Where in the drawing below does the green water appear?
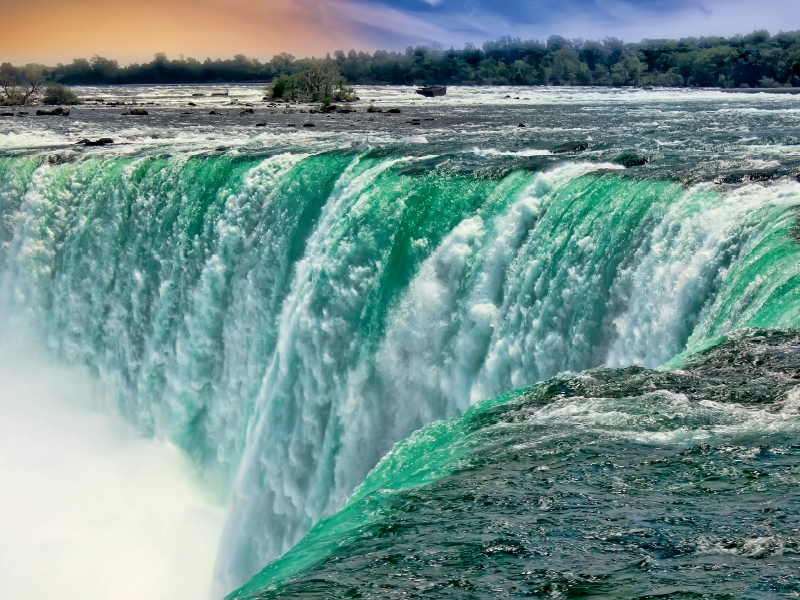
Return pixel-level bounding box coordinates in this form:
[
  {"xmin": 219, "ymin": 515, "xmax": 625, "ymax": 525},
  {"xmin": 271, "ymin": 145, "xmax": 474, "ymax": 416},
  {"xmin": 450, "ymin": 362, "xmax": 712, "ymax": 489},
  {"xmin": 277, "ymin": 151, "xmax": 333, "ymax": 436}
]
[
  {"xmin": 1, "ymin": 151, "xmax": 800, "ymax": 594},
  {"xmin": 231, "ymin": 329, "xmax": 800, "ymax": 599}
]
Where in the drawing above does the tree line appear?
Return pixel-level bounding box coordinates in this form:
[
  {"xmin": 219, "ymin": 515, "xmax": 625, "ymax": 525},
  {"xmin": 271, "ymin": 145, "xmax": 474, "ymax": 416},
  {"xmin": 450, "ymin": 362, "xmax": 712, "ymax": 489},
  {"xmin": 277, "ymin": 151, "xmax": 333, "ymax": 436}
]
[{"xmin": 3, "ymin": 30, "xmax": 800, "ymax": 90}]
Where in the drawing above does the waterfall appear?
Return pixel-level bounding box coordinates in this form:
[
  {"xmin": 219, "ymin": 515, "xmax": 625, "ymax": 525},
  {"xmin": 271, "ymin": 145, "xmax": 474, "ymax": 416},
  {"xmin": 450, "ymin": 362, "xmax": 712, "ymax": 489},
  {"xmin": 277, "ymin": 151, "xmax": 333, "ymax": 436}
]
[{"xmin": 1, "ymin": 152, "xmax": 799, "ymax": 594}]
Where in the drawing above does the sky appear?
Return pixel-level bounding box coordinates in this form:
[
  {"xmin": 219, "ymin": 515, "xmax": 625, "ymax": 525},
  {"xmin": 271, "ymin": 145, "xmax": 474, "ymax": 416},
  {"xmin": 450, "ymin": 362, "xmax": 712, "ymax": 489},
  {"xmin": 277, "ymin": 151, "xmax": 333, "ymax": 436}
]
[{"xmin": 2, "ymin": 0, "xmax": 800, "ymax": 65}]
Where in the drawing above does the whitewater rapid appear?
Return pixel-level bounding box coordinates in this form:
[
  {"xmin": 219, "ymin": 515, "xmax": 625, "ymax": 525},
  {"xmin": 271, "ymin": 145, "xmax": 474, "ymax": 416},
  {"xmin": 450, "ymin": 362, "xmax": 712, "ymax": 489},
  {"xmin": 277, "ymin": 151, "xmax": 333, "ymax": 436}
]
[{"xmin": 2, "ymin": 145, "xmax": 800, "ymax": 594}]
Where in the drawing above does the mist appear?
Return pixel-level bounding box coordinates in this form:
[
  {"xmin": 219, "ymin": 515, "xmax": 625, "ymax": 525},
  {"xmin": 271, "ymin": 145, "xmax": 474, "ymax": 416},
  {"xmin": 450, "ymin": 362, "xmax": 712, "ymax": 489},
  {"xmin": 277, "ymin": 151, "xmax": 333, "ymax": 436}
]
[{"xmin": 0, "ymin": 324, "xmax": 226, "ymax": 600}]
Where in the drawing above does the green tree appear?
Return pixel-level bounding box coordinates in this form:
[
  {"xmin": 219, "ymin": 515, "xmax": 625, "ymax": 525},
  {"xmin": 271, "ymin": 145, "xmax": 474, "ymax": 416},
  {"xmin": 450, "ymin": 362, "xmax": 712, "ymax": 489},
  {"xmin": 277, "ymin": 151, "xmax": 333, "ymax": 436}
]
[
  {"xmin": 42, "ymin": 83, "xmax": 79, "ymax": 105},
  {"xmin": 0, "ymin": 67, "xmax": 43, "ymax": 105},
  {"xmin": 690, "ymin": 46, "xmax": 736, "ymax": 86}
]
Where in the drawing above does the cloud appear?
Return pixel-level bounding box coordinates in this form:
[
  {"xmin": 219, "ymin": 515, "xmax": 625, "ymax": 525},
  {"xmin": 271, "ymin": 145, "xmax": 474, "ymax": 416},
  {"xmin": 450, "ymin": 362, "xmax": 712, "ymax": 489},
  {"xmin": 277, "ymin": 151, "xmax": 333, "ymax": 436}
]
[
  {"xmin": 334, "ymin": 0, "xmax": 800, "ymax": 49},
  {"xmin": 0, "ymin": 0, "xmax": 366, "ymax": 64},
  {"xmin": 1, "ymin": 0, "xmax": 799, "ymax": 64}
]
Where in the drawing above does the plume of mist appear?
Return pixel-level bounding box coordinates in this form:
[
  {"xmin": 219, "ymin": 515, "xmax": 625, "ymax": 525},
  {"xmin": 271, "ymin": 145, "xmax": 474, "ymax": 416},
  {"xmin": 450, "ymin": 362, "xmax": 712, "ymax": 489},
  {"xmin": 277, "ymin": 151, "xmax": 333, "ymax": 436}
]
[{"xmin": 0, "ymin": 322, "xmax": 226, "ymax": 600}]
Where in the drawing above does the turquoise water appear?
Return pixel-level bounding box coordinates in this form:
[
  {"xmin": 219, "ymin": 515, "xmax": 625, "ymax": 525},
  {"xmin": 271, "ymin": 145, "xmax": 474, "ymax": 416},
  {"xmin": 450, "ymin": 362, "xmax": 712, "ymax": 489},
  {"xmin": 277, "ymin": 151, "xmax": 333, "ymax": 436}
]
[
  {"xmin": 231, "ymin": 329, "xmax": 800, "ymax": 599},
  {"xmin": 2, "ymin": 86, "xmax": 800, "ymax": 597}
]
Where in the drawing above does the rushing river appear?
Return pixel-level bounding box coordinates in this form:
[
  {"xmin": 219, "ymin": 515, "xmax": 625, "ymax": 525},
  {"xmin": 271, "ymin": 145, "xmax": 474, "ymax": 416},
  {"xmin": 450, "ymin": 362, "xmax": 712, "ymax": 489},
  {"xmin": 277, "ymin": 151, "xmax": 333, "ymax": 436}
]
[{"xmin": 1, "ymin": 85, "xmax": 800, "ymax": 599}]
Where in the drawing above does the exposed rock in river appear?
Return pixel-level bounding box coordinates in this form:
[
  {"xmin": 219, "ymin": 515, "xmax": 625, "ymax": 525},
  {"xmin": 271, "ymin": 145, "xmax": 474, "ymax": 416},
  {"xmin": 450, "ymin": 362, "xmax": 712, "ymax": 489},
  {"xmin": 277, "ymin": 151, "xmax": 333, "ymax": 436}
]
[
  {"xmin": 36, "ymin": 107, "xmax": 70, "ymax": 116},
  {"xmin": 552, "ymin": 141, "xmax": 590, "ymax": 154},
  {"xmin": 76, "ymin": 138, "xmax": 114, "ymax": 147}
]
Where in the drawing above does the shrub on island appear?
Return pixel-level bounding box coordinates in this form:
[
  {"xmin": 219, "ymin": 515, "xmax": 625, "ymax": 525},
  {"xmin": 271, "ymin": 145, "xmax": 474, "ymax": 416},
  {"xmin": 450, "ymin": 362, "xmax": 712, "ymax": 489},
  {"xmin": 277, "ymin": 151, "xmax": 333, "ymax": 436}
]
[
  {"xmin": 42, "ymin": 84, "xmax": 79, "ymax": 105},
  {"xmin": 266, "ymin": 59, "xmax": 356, "ymax": 105}
]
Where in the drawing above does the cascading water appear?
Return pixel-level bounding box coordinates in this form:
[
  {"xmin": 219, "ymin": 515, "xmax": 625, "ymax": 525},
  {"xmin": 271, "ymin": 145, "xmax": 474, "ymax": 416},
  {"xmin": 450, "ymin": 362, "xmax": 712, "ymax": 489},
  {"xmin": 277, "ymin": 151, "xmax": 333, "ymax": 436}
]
[
  {"xmin": 228, "ymin": 329, "xmax": 800, "ymax": 599},
  {"xmin": 2, "ymin": 145, "xmax": 800, "ymax": 594}
]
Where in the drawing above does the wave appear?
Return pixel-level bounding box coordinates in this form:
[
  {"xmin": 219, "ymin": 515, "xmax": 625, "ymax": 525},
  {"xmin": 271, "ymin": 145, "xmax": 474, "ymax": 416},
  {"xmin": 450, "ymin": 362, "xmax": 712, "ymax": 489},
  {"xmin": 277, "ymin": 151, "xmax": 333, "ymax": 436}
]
[{"xmin": 228, "ymin": 329, "xmax": 800, "ymax": 599}]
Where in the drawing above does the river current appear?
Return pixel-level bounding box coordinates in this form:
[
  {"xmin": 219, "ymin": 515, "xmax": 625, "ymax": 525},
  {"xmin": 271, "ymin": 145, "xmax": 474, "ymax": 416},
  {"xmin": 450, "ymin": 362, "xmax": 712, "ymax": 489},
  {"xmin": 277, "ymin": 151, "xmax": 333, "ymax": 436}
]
[{"xmin": 1, "ymin": 85, "xmax": 799, "ymax": 599}]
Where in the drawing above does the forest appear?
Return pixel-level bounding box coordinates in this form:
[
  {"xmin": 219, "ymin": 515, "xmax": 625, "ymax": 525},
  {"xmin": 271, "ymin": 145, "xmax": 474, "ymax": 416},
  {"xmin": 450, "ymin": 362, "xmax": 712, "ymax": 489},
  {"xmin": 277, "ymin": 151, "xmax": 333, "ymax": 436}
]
[{"xmin": 4, "ymin": 30, "xmax": 800, "ymax": 88}]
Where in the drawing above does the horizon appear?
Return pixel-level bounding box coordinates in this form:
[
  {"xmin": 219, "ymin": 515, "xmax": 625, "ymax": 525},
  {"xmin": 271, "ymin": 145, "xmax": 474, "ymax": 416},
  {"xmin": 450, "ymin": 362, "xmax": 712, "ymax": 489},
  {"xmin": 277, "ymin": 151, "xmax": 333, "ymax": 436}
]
[{"xmin": 3, "ymin": 0, "xmax": 800, "ymax": 65}]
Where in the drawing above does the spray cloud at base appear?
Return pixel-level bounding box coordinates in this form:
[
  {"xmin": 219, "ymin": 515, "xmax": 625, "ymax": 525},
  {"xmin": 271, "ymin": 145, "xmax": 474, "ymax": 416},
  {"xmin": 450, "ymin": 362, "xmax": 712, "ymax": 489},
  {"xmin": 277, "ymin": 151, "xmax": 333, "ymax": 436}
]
[{"xmin": 0, "ymin": 323, "xmax": 226, "ymax": 600}]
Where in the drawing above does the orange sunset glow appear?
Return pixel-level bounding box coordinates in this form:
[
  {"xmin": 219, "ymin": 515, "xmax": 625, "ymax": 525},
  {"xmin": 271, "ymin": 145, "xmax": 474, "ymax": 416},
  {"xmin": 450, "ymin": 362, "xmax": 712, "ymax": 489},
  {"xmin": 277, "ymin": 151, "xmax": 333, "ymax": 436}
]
[{"xmin": 0, "ymin": 0, "xmax": 367, "ymax": 64}]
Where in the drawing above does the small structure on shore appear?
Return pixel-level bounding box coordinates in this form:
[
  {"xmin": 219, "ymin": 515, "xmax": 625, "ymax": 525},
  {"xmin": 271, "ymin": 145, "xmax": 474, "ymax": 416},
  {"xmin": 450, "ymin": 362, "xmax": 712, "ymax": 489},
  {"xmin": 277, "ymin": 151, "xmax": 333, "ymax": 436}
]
[{"xmin": 416, "ymin": 86, "xmax": 446, "ymax": 97}]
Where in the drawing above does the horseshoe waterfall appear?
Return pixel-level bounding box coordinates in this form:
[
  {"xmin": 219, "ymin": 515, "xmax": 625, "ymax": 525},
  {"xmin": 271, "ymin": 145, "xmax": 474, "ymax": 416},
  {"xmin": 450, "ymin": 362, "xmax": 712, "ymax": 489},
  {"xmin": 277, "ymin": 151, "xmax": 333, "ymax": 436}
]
[{"xmin": 2, "ymin": 87, "xmax": 800, "ymax": 599}]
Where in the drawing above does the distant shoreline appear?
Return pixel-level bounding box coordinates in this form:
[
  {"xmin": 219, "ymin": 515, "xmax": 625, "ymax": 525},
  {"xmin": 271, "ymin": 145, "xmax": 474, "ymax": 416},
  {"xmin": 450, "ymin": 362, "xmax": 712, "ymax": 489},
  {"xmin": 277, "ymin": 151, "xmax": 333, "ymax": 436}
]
[
  {"xmin": 58, "ymin": 82, "xmax": 800, "ymax": 92},
  {"xmin": 720, "ymin": 87, "xmax": 800, "ymax": 94},
  {"xmin": 5, "ymin": 30, "xmax": 799, "ymax": 91}
]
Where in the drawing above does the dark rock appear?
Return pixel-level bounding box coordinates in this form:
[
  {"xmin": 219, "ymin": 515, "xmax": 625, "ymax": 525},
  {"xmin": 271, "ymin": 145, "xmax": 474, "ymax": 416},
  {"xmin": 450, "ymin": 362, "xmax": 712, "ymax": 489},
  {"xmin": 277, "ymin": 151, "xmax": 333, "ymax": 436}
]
[
  {"xmin": 16, "ymin": 112, "xmax": 28, "ymax": 116},
  {"xmin": 717, "ymin": 169, "xmax": 780, "ymax": 184},
  {"xmin": 416, "ymin": 86, "xmax": 447, "ymax": 97},
  {"xmin": 387, "ymin": 108, "xmax": 401, "ymax": 113},
  {"xmin": 36, "ymin": 107, "xmax": 70, "ymax": 116},
  {"xmin": 287, "ymin": 123, "xmax": 296, "ymax": 127},
  {"xmin": 76, "ymin": 138, "xmax": 114, "ymax": 147},
  {"xmin": 124, "ymin": 108, "xmax": 148, "ymax": 116},
  {"xmin": 614, "ymin": 152, "xmax": 651, "ymax": 167},
  {"xmin": 208, "ymin": 110, "xmax": 221, "ymax": 115},
  {"xmin": 255, "ymin": 122, "xmax": 267, "ymax": 127},
  {"xmin": 321, "ymin": 104, "xmax": 355, "ymax": 114},
  {"xmin": 303, "ymin": 122, "xmax": 315, "ymax": 127},
  {"xmin": 0, "ymin": 111, "xmax": 13, "ymax": 117},
  {"xmin": 239, "ymin": 108, "xmax": 255, "ymax": 115},
  {"xmin": 518, "ymin": 123, "xmax": 526, "ymax": 127},
  {"xmin": 552, "ymin": 141, "xmax": 590, "ymax": 154},
  {"xmin": 211, "ymin": 91, "xmax": 229, "ymax": 96},
  {"xmin": 188, "ymin": 102, "xmax": 196, "ymax": 106}
]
